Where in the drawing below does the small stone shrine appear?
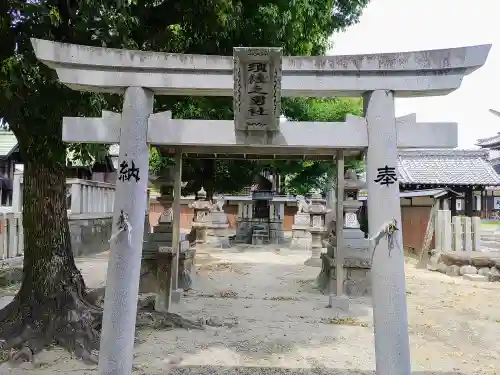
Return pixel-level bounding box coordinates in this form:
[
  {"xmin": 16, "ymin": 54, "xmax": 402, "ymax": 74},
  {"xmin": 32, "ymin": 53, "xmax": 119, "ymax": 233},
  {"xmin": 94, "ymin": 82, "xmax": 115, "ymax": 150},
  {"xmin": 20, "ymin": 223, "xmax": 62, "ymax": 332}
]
[
  {"xmin": 317, "ymin": 169, "xmax": 372, "ymax": 296},
  {"xmin": 250, "ymin": 187, "xmax": 274, "ymax": 245},
  {"xmin": 188, "ymin": 187, "xmax": 212, "ymax": 244},
  {"xmin": 291, "ymin": 195, "xmax": 312, "ymax": 249},
  {"xmin": 304, "ymin": 190, "xmax": 330, "ymax": 267},
  {"xmin": 234, "ymin": 174, "xmax": 285, "ymax": 245}
]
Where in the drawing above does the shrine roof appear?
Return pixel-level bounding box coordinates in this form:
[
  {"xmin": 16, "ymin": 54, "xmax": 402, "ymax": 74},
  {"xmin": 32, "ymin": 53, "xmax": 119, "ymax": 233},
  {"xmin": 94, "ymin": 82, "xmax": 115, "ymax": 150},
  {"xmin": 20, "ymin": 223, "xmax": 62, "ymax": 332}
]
[
  {"xmin": 358, "ymin": 188, "xmax": 460, "ymax": 200},
  {"xmin": 397, "ymin": 149, "xmax": 500, "ymax": 186},
  {"xmin": 476, "ymin": 133, "xmax": 500, "ymax": 149},
  {"xmin": 0, "ymin": 131, "xmax": 18, "ymax": 157}
]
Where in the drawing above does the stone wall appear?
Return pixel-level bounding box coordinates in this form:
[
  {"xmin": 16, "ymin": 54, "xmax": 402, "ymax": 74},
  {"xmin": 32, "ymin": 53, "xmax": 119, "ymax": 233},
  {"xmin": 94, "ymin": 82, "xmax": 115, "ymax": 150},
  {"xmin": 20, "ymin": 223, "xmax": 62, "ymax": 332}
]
[
  {"xmin": 69, "ymin": 215, "xmax": 113, "ymax": 257},
  {"xmin": 148, "ymin": 200, "xmax": 298, "ymax": 232},
  {"xmin": 428, "ymin": 251, "xmax": 500, "ymax": 282}
]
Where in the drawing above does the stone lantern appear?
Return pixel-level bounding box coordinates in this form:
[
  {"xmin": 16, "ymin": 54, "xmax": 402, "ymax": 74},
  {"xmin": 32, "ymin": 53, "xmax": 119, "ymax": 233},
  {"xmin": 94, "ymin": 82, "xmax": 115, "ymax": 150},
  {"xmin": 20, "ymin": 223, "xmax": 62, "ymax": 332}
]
[
  {"xmin": 142, "ymin": 169, "xmax": 176, "ymax": 259},
  {"xmin": 140, "ymin": 168, "xmax": 193, "ymax": 306},
  {"xmin": 343, "ymin": 169, "xmax": 365, "ymax": 239},
  {"xmin": 189, "ymin": 187, "xmax": 212, "ymax": 244},
  {"xmin": 304, "ymin": 189, "xmax": 330, "ymax": 267},
  {"xmin": 340, "ymin": 169, "xmax": 372, "ymax": 296}
]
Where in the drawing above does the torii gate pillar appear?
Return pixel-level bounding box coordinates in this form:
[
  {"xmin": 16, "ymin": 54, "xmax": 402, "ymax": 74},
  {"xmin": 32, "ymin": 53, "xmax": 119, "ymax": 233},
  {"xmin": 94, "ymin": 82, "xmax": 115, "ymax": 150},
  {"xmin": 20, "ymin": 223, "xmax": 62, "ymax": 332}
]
[
  {"xmin": 98, "ymin": 87, "xmax": 153, "ymax": 375},
  {"xmin": 364, "ymin": 90, "xmax": 411, "ymax": 375}
]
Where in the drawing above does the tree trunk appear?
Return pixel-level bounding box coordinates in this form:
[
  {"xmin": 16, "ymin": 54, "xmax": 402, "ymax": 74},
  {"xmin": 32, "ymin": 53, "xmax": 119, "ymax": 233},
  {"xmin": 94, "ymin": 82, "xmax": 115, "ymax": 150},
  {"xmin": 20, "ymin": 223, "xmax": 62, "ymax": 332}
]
[
  {"xmin": 20, "ymin": 157, "xmax": 84, "ymax": 301},
  {"xmin": 0, "ymin": 136, "xmax": 202, "ymax": 365},
  {"xmin": 0, "ymin": 141, "xmax": 101, "ymax": 364}
]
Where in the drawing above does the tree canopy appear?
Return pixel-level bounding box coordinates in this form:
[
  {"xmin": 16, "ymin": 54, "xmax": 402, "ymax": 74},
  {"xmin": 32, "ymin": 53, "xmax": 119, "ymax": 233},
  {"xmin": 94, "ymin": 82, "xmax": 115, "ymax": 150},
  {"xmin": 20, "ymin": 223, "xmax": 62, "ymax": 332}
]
[
  {"xmin": 271, "ymin": 97, "xmax": 365, "ymax": 195},
  {"xmin": 0, "ymin": 0, "xmax": 369, "ymax": 363}
]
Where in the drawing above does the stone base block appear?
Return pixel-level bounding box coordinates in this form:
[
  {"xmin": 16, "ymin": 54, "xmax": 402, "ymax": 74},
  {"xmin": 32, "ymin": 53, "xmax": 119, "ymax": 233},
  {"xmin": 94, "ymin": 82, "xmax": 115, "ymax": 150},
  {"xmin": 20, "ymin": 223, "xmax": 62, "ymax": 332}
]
[
  {"xmin": 252, "ymin": 234, "xmax": 267, "ymax": 245},
  {"xmin": 292, "ymin": 226, "xmax": 310, "ymax": 238},
  {"xmin": 304, "ymin": 256, "xmax": 322, "ymax": 267},
  {"xmin": 328, "ymin": 295, "xmax": 350, "ymax": 311},
  {"xmin": 206, "ymin": 224, "xmax": 230, "ymax": 237},
  {"xmin": 343, "ymin": 228, "xmax": 365, "ymax": 240},
  {"xmin": 290, "ymin": 237, "xmax": 311, "ymax": 250},
  {"xmin": 317, "ymin": 254, "xmax": 371, "ymax": 297},
  {"xmin": 171, "ymin": 288, "xmax": 183, "ymax": 304},
  {"xmin": 206, "ymin": 236, "xmax": 231, "ymax": 249},
  {"xmin": 463, "ymin": 274, "xmax": 488, "ymax": 282},
  {"xmin": 343, "ymin": 268, "xmax": 371, "ymax": 296}
]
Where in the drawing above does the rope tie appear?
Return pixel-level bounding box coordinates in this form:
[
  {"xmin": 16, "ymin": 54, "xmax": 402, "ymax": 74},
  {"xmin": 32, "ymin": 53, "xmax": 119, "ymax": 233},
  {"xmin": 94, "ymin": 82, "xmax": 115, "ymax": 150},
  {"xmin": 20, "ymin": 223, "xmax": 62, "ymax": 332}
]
[
  {"xmin": 370, "ymin": 219, "xmax": 400, "ymax": 263},
  {"xmin": 109, "ymin": 209, "xmax": 132, "ymax": 247}
]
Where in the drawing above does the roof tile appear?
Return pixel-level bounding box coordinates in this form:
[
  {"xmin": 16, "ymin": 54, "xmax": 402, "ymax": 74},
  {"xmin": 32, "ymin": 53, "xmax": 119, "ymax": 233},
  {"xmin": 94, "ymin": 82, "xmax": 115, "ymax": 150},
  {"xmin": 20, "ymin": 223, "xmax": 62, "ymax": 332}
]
[{"xmin": 397, "ymin": 149, "xmax": 500, "ymax": 185}]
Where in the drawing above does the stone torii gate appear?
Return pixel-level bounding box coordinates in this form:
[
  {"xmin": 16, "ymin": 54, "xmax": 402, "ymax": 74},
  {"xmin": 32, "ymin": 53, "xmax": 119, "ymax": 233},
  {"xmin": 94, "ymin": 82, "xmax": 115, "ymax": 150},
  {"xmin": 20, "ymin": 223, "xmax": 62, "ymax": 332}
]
[{"xmin": 31, "ymin": 38, "xmax": 490, "ymax": 375}]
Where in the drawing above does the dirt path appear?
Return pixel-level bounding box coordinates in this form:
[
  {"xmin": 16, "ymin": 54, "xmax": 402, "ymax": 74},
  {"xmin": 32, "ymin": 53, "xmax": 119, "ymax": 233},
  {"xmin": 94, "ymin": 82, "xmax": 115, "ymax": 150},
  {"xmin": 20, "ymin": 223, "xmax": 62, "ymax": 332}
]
[{"xmin": 2, "ymin": 247, "xmax": 500, "ymax": 374}]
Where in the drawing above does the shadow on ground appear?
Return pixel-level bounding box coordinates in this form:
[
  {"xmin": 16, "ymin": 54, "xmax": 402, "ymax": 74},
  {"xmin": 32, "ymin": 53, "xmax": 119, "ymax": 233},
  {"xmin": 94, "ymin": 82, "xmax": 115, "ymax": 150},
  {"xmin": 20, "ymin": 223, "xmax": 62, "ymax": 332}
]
[{"xmin": 165, "ymin": 366, "xmax": 465, "ymax": 374}]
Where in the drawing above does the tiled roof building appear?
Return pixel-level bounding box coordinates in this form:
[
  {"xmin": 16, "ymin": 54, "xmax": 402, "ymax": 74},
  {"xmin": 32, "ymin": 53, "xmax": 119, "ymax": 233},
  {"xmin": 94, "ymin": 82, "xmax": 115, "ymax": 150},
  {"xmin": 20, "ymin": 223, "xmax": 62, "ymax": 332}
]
[{"xmin": 397, "ymin": 149, "xmax": 500, "ymax": 187}]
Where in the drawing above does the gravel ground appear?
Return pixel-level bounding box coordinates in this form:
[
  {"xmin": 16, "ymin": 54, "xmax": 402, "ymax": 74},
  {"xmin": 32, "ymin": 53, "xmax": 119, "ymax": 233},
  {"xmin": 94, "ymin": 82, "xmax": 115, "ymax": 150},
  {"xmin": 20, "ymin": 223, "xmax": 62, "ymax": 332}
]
[{"xmin": 2, "ymin": 246, "xmax": 500, "ymax": 375}]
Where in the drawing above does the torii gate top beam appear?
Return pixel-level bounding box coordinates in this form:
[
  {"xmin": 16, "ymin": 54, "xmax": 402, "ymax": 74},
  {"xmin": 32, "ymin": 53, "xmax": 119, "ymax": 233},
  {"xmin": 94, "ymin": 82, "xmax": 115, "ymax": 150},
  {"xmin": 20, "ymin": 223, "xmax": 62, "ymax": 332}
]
[{"xmin": 30, "ymin": 38, "xmax": 490, "ymax": 97}]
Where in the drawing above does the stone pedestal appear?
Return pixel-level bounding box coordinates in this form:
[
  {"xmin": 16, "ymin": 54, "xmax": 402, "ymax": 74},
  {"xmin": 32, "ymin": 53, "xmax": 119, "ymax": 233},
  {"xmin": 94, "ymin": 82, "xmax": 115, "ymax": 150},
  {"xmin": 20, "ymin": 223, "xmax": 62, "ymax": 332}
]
[
  {"xmin": 235, "ymin": 202, "xmax": 253, "ymax": 243},
  {"xmin": 178, "ymin": 240, "xmax": 196, "ymax": 290},
  {"xmin": 306, "ymin": 229, "xmax": 326, "ymax": 266},
  {"xmin": 269, "ymin": 202, "xmax": 284, "ymax": 244},
  {"xmin": 291, "ymin": 211, "xmax": 311, "ymax": 249},
  {"xmin": 269, "ymin": 220, "xmax": 283, "ymax": 244},
  {"xmin": 235, "ymin": 218, "xmax": 252, "ymax": 243},
  {"xmin": 252, "ymin": 218, "xmax": 270, "ymax": 245},
  {"xmin": 317, "ymin": 234, "xmax": 372, "ymax": 296},
  {"xmin": 143, "ymin": 173, "xmax": 174, "ymax": 257},
  {"xmin": 206, "ymin": 197, "xmax": 230, "ymax": 248}
]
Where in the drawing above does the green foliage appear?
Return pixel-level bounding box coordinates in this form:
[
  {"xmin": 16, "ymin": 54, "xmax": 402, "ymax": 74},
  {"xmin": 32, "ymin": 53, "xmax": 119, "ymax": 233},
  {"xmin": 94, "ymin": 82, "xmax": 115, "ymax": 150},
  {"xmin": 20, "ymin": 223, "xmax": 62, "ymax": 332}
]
[
  {"xmin": 149, "ymin": 147, "xmax": 172, "ymax": 175},
  {"xmin": 269, "ymin": 97, "xmax": 364, "ymax": 195},
  {"xmin": 0, "ymin": 1, "xmax": 129, "ymax": 166},
  {"xmin": 132, "ymin": 1, "xmax": 369, "ymax": 196},
  {"xmin": 0, "ymin": 0, "xmax": 369, "ymax": 240}
]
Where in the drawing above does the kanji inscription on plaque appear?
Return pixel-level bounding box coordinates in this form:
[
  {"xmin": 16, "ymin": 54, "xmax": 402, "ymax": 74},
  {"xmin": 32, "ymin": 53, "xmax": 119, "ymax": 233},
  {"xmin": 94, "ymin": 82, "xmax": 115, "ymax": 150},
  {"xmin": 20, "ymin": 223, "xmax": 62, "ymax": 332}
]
[{"xmin": 233, "ymin": 47, "xmax": 282, "ymax": 132}]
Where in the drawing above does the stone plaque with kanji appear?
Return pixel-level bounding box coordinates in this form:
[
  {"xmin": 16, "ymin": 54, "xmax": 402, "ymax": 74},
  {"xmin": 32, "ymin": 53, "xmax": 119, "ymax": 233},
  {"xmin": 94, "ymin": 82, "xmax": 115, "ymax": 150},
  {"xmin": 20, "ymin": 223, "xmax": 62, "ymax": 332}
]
[{"xmin": 233, "ymin": 47, "xmax": 282, "ymax": 131}]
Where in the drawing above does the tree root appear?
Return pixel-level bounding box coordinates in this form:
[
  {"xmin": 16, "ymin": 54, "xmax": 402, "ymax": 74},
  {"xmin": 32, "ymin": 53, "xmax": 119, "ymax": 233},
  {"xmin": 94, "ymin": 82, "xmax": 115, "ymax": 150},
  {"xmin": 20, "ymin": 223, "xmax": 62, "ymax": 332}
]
[
  {"xmin": 0, "ymin": 287, "xmax": 203, "ymax": 366},
  {"xmin": 136, "ymin": 295, "xmax": 204, "ymax": 331},
  {"xmin": 0, "ymin": 296, "xmax": 101, "ymax": 366}
]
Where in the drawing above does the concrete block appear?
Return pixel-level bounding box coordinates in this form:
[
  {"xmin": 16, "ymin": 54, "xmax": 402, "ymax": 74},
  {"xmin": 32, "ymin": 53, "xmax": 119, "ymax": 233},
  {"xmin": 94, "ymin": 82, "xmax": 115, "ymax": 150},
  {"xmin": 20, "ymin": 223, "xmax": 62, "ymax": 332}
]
[
  {"xmin": 463, "ymin": 216, "xmax": 472, "ymax": 252},
  {"xmin": 171, "ymin": 288, "xmax": 183, "ymax": 304},
  {"xmin": 452, "ymin": 216, "xmax": 463, "ymax": 252},
  {"xmin": 459, "ymin": 265, "xmax": 477, "ymax": 275},
  {"xmin": 471, "ymin": 216, "xmax": 481, "ymax": 251},
  {"xmin": 462, "ymin": 274, "xmax": 488, "ymax": 282},
  {"xmin": 328, "ymin": 295, "xmax": 350, "ymax": 311}
]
